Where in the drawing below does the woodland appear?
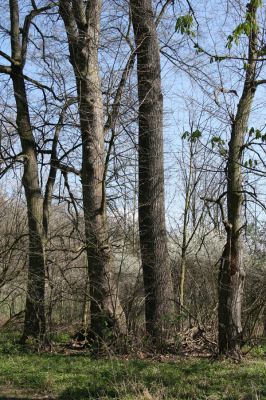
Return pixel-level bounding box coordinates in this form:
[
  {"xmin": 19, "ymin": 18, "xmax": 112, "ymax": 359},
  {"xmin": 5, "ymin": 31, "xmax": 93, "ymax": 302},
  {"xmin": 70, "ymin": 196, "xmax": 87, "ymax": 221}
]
[{"xmin": 0, "ymin": 0, "xmax": 265, "ymax": 399}]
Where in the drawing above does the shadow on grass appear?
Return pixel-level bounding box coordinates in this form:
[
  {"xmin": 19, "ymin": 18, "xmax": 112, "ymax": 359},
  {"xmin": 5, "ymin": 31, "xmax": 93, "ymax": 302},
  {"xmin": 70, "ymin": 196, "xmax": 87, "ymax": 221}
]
[
  {"xmin": 57, "ymin": 360, "xmax": 148, "ymax": 399},
  {"xmin": 58, "ymin": 387, "xmax": 117, "ymax": 399}
]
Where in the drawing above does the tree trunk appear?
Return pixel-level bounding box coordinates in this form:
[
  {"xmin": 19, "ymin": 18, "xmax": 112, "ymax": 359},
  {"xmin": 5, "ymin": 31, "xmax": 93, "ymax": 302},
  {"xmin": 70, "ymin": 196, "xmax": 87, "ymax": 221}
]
[
  {"xmin": 218, "ymin": 1, "xmax": 258, "ymax": 355},
  {"xmin": 130, "ymin": 0, "xmax": 175, "ymax": 343},
  {"xmin": 59, "ymin": 0, "xmax": 127, "ymax": 340},
  {"xmin": 179, "ymin": 144, "xmax": 194, "ymax": 327},
  {"xmin": 11, "ymin": 66, "xmax": 46, "ymax": 342},
  {"xmin": 7, "ymin": 0, "xmax": 46, "ymax": 342}
]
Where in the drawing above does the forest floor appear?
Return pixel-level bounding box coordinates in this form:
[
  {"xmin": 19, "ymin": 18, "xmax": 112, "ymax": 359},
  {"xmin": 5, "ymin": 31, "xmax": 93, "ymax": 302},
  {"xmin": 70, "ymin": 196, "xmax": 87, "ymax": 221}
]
[{"xmin": 0, "ymin": 333, "xmax": 265, "ymax": 400}]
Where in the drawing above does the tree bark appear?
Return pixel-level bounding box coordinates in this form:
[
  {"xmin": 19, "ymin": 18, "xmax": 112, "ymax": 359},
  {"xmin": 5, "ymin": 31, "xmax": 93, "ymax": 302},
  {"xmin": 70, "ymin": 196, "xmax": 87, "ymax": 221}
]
[
  {"xmin": 7, "ymin": 0, "xmax": 46, "ymax": 342},
  {"xmin": 130, "ymin": 0, "xmax": 175, "ymax": 343},
  {"xmin": 218, "ymin": 1, "xmax": 258, "ymax": 356},
  {"xmin": 14, "ymin": 67, "xmax": 46, "ymax": 341},
  {"xmin": 59, "ymin": 0, "xmax": 127, "ymax": 339}
]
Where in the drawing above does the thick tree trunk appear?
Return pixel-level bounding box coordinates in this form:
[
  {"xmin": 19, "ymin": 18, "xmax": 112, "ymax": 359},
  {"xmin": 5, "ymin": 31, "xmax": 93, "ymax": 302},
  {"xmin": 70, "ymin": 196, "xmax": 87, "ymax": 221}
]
[
  {"xmin": 59, "ymin": 0, "xmax": 127, "ymax": 339},
  {"xmin": 218, "ymin": 1, "xmax": 258, "ymax": 355},
  {"xmin": 11, "ymin": 66, "xmax": 46, "ymax": 342},
  {"xmin": 130, "ymin": 0, "xmax": 175, "ymax": 342},
  {"xmin": 218, "ymin": 196, "xmax": 245, "ymax": 355}
]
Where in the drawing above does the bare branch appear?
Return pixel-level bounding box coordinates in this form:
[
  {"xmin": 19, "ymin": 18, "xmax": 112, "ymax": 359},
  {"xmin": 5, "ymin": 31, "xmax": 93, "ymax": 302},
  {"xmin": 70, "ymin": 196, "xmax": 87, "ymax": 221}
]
[
  {"xmin": 21, "ymin": 3, "xmax": 58, "ymax": 66},
  {"xmin": 23, "ymin": 74, "xmax": 64, "ymax": 101},
  {"xmin": 155, "ymin": 0, "xmax": 172, "ymax": 27},
  {"xmin": 43, "ymin": 98, "xmax": 76, "ymax": 236},
  {"xmin": 255, "ymin": 79, "xmax": 266, "ymax": 86},
  {"xmin": 0, "ymin": 50, "xmax": 14, "ymax": 64},
  {"xmin": 0, "ymin": 65, "xmax": 11, "ymax": 74},
  {"xmin": 9, "ymin": 0, "xmax": 21, "ymax": 62},
  {"xmin": 104, "ymin": 52, "xmax": 135, "ymax": 134}
]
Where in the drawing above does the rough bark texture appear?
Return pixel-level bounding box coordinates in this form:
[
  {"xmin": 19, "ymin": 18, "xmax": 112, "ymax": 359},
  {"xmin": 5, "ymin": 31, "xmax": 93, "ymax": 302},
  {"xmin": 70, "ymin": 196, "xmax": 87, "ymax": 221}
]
[
  {"xmin": 14, "ymin": 70, "xmax": 46, "ymax": 341},
  {"xmin": 130, "ymin": 0, "xmax": 175, "ymax": 342},
  {"xmin": 218, "ymin": 2, "xmax": 258, "ymax": 356},
  {"xmin": 8, "ymin": 0, "xmax": 46, "ymax": 341},
  {"xmin": 59, "ymin": 0, "xmax": 127, "ymax": 339}
]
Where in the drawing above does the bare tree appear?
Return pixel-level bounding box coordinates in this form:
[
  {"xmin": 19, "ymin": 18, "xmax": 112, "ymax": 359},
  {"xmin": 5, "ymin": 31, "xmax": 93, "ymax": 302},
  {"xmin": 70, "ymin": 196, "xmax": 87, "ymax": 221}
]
[
  {"xmin": 0, "ymin": 0, "xmax": 76, "ymax": 342},
  {"xmin": 130, "ymin": 0, "xmax": 175, "ymax": 343},
  {"xmin": 0, "ymin": 0, "xmax": 58, "ymax": 342},
  {"xmin": 59, "ymin": 0, "xmax": 127, "ymax": 340},
  {"xmin": 218, "ymin": 0, "xmax": 265, "ymax": 356}
]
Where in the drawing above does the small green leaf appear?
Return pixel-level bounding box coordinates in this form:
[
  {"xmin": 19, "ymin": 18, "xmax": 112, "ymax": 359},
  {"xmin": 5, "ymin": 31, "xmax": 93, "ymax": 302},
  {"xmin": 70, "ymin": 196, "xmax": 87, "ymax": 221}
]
[
  {"xmin": 194, "ymin": 43, "xmax": 203, "ymax": 54},
  {"xmin": 181, "ymin": 131, "xmax": 190, "ymax": 140},
  {"xmin": 181, "ymin": 130, "xmax": 202, "ymax": 142},
  {"xmin": 191, "ymin": 129, "xmax": 202, "ymax": 142},
  {"xmin": 175, "ymin": 14, "xmax": 194, "ymax": 36},
  {"xmin": 249, "ymin": 127, "xmax": 255, "ymax": 136}
]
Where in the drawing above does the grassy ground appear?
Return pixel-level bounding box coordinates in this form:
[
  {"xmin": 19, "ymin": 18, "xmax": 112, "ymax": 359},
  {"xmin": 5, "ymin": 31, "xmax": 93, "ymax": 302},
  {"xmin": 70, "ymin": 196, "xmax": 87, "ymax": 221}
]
[{"xmin": 0, "ymin": 334, "xmax": 265, "ymax": 399}]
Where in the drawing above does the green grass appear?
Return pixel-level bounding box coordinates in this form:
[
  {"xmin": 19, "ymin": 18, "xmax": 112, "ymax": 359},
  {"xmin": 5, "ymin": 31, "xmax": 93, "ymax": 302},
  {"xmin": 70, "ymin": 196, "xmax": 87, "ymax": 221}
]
[
  {"xmin": 0, "ymin": 334, "xmax": 265, "ymax": 399},
  {"xmin": 0, "ymin": 353, "xmax": 265, "ymax": 399}
]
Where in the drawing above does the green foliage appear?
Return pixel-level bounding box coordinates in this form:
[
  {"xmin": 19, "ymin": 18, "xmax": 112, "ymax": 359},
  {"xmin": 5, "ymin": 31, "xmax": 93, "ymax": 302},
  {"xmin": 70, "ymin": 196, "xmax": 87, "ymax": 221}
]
[
  {"xmin": 248, "ymin": 127, "xmax": 266, "ymax": 141},
  {"xmin": 244, "ymin": 158, "xmax": 258, "ymax": 168},
  {"xmin": 0, "ymin": 331, "xmax": 26, "ymax": 355},
  {"xmin": 211, "ymin": 136, "xmax": 225, "ymax": 146},
  {"xmin": 250, "ymin": 344, "xmax": 266, "ymax": 357},
  {"xmin": 175, "ymin": 14, "xmax": 194, "ymax": 36},
  {"xmin": 51, "ymin": 331, "xmax": 71, "ymax": 344},
  {"xmin": 209, "ymin": 55, "xmax": 227, "ymax": 63},
  {"xmin": 210, "ymin": 136, "xmax": 228, "ymax": 157},
  {"xmin": 243, "ymin": 127, "xmax": 266, "ymax": 168},
  {"xmin": 226, "ymin": 0, "xmax": 262, "ymax": 50},
  {"xmin": 226, "ymin": 23, "xmax": 252, "ymax": 49},
  {"xmin": 182, "ymin": 129, "xmax": 202, "ymax": 142}
]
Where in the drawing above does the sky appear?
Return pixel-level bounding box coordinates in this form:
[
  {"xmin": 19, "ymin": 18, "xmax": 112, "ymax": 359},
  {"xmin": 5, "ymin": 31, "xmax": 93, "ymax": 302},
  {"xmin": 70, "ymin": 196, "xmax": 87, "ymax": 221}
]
[{"xmin": 0, "ymin": 0, "xmax": 265, "ymax": 232}]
